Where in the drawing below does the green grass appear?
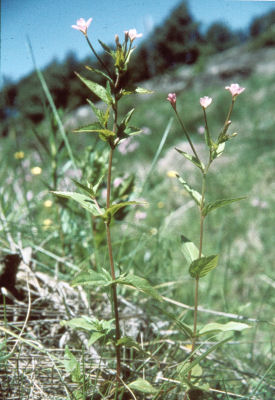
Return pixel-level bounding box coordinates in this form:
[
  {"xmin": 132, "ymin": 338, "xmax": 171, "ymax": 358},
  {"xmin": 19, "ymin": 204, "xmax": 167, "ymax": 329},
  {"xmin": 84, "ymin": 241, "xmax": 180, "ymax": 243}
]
[{"xmin": 1, "ymin": 67, "xmax": 274, "ymax": 399}]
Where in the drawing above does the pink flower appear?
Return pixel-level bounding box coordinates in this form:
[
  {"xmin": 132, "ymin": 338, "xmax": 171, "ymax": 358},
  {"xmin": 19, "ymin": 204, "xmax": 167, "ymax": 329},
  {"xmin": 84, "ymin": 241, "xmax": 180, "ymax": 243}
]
[
  {"xmin": 72, "ymin": 18, "xmax": 92, "ymax": 35},
  {"xmin": 225, "ymin": 83, "xmax": 245, "ymax": 98},
  {"xmin": 118, "ymin": 138, "xmax": 139, "ymax": 155},
  {"xmin": 124, "ymin": 29, "xmax": 143, "ymax": 42},
  {"xmin": 167, "ymin": 93, "xmax": 177, "ymax": 108},
  {"xmin": 135, "ymin": 211, "xmax": 147, "ymax": 222},
  {"xmin": 114, "ymin": 177, "xmax": 123, "ymax": 188},
  {"xmin": 200, "ymin": 96, "xmax": 212, "ymax": 109}
]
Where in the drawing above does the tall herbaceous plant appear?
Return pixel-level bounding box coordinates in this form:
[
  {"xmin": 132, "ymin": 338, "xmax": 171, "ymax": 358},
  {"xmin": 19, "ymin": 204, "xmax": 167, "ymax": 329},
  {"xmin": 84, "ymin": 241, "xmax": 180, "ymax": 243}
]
[{"xmin": 52, "ymin": 17, "xmax": 250, "ymax": 399}]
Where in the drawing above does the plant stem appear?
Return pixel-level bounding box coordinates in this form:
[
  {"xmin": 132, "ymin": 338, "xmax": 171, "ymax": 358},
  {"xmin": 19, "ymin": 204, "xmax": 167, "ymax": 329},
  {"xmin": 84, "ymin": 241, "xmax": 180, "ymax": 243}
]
[
  {"xmin": 175, "ymin": 109, "xmax": 200, "ymax": 161},
  {"xmin": 105, "ymin": 73, "xmax": 122, "ymax": 381},
  {"xmin": 187, "ymin": 173, "xmax": 206, "ymax": 386},
  {"xmin": 106, "ymin": 148, "xmax": 121, "ymax": 381}
]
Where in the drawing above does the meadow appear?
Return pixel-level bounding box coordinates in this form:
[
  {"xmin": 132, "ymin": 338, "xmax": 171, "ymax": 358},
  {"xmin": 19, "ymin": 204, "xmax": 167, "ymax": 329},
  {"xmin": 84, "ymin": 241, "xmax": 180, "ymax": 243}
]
[{"xmin": 0, "ymin": 34, "xmax": 274, "ymax": 399}]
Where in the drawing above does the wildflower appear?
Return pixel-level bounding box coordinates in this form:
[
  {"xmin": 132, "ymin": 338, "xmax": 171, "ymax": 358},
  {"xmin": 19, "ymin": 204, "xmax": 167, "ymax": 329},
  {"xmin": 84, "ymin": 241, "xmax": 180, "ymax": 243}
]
[
  {"xmin": 14, "ymin": 151, "xmax": 24, "ymax": 160},
  {"xmin": 118, "ymin": 138, "xmax": 139, "ymax": 155},
  {"xmin": 31, "ymin": 166, "xmax": 42, "ymax": 175},
  {"xmin": 135, "ymin": 211, "xmax": 147, "ymax": 221},
  {"xmin": 114, "ymin": 177, "xmax": 123, "ymax": 188},
  {"xmin": 150, "ymin": 227, "xmax": 158, "ymax": 236},
  {"xmin": 42, "ymin": 219, "xmax": 53, "ymax": 230},
  {"xmin": 72, "ymin": 18, "xmax": 92, "ymax": 35},
  {"xmin": 44, "ymin": 200, "xmax": 53, "ymax": 208},
  {"xmin": 200, "ymin": 96, "xmax": 212, "ymax": 109},
  {"xmin": 225, "ymin": 83, "xmax": 245, "ymax": 98},
  {"xmin": 124, "ymin": 29, "xmax": 143, "ymax": 42},
  {"xmin": 197, "ymin": 126, "xmax": 205, "ymax": 135},
  {"xmin": 166, "ymin": 170, "xmax": 178, "ymax": 178},
  {"xmin": 167, "ymin": 93, "xmax": 177, "ymax": 108}
]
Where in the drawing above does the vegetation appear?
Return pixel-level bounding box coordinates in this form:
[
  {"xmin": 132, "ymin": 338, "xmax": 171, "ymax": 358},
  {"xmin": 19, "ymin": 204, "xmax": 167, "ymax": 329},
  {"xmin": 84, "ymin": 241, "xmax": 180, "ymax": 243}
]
[{"xmin": 0, "ymin": 2, "xmax": 275, "ymax": 400}]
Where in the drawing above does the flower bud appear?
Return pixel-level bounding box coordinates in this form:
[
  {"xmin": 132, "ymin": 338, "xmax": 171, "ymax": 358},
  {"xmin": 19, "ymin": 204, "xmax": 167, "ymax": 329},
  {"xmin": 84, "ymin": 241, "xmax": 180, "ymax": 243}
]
[{"xmin": 200, "ymin": 96, "xmax": 212, "ymax": 109}]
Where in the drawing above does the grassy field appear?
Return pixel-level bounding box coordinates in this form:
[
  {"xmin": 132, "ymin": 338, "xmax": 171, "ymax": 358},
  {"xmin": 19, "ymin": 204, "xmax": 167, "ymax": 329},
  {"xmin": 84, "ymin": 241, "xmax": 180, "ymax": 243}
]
[{"xmin": 0, "ymin": 54, "xmax": 274, "ymax": 399}]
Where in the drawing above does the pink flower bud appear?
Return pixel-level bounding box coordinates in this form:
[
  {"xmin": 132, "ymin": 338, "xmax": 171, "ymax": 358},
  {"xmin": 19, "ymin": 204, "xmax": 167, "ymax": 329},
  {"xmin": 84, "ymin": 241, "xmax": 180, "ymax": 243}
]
[
  {"xmin": 72, "ymin": 18, "xmax": 92, "ymax": 35},
  {"xmin": 124, "ymin": 29, "xmax": 143, "ymax": 42},
  {"xmin": 225, "ymin": 83, "xmax": 245, "ymax": 98},
  {"xmin": 167, "ymin": 93, "xmax": 177, "ymax": 108},
  {"xmin": 200, "ymin": 96, "xmax": 212, "ymax": 109}
]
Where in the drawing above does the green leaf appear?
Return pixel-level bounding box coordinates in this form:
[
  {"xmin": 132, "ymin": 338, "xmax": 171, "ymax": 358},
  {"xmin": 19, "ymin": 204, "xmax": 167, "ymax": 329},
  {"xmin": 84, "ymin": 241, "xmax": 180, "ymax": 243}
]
[
  {"xmin": 177, "ymin": 336, "xmax": 231, "ymax": 379},
  {"xmin": 85, "ymin": 65, "xmax": 113, "ymax": 83},
  {"xmin": 51, "ymin": 191, "xmax": 103, "ymax": 216},
  {"xmin": 116, "ymin": 274, "xmax": 162, "ymax": 301},
  {"xmin": 86, "ymin": 99, "xmax": 105, "ymax": 126},
  {"xmin": 156, "ymin": 307, "xmax": 192, "ymax": 338},
  {"xmin": 198, "ymin": 321, "xmax": 250, "ymax": 337},
  {"xmin": 211, "ymin": 142, "xmax": 225, "ymax": 160},
  {"xmin": 189, "ymin": 255, "xmax": 218, "ymax": 279},
  {"xmin": 73, "ymin": 121, "xmax": 103, "ymax": 133},
  {"xmin": 63, "ymin": 346, "xmax": 81, "ymax": 383},
  {"xmin": 74, "ymin": 123, "xmax": 115, "ymax": 142},
  {"xmin": 177, "ymin": 175, "xmax": 202, "ymax": 205},
  {"xmin": 103, "ymin": 201, "xmax": 146, "ymax": 222},
  {"xmin": 75, "ymin": 72, "xmax": 111, "ymax": 104},
  {"xmin": 88, "ymin": 332, "xmax": 105, "ymax": 345},
  {"xmin": 202, "ymin": 197, "xmax": 246, "ymax": 217},
  {"xmin": 181, "ymin": 235, "xmax": 201, "ymax": 264},
  {"xmin": 124, "ymin": 126, "xmax": 143, "ymax": 136},
  {"xmin": 175, "ymin": 148, "xmax": 204, "ymax": 171},
  {"xmin": 98, "ymin": 39, "xmax": 113, "ymax": 54},
  {"xmin": 129, "ymin": 378, "xmax": 157, "ymax": 394},
  {"xmin": 71, "ymin": 179, "xmax": 95, "ymax": 197},
  {"xmin": 72, "ymin": 270, "xmax": 112, "ymax": 288},
  {"xmin": 135, "ymin": 87, "xmax": 154, "ymax": 94}
]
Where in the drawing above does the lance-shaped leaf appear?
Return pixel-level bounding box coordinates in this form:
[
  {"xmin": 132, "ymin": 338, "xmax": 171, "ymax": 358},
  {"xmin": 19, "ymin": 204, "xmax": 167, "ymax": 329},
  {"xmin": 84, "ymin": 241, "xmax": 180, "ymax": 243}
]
[
  {"xmin": 202, "ymin": 197, "xmax": 246, "ymax": 217},
  {"xmin": 71, "ymin": 179, "xmax": 95, "ymax": 197},
  {"xmin": 198, "ymin": 321, "xmax": 250, "ymax": 337},
  {"xmin": 177, "ymin": 336, "xmax": 231, "ymax": 378},
  {"xmin": 189, "ymin": 255, "xmax": 218, "ymax": 279},
  {"xmin": 98, "ymin": 39, "xmax": 114, "ymax": 55},
  {"xmin": 117, "ymin": 108, "xmax": 135, "ymax": 138},
  {"xmin": 115, "ymin": 274, "xmax": 162, "ymax": 301},
  {"xmin": 157, "ymin": 307, "xmax": 193, "ymax": 338},
  {"xmin": 51, "ymin": 191, "xmax": 103, "ymax": 216},
  {"xmin": 74, "ymin": 123, "xmax": 115, "ymax": 142},
  {"xmin": 117, "ymin": 336, "xmax": 150, "ymax": 356},
  {"xmin": 177, "ymin": 175, "xmax": 202, "ymax": 205},
  {"xmin": 129, "ymin": 378, "xmax": 157, "ymax": 395},
  {"xmin": 86, "ymin": 99, "xmax": 105, "ymax": 126},
  {"xmin": 103, "ymin": 201, "xmax": 147, "ymax": 222},
  {"xmin": 135, "ymin": 87, "xmax": 154, "ymax": 94},
  {"xmin": 181, "ymin": 235, "xmax": 201, "ymax": 264},
  {"xmin": 85, "ymin": 65, "xmax": 113, "ymax": 83},
  {"xmin": 72, "ymin": 269, "xmax": 112, "ymax": 288},
  {"xmin": 175, "ymin": 148, "xmax": 204, "ymax": 171},
  {"xmin": 75, "ymin": 72, "xmax": 111, "ymax": 104},
  {"xmin": 211, "ymin": 142, "xmax": 225, "ymax": 160}
]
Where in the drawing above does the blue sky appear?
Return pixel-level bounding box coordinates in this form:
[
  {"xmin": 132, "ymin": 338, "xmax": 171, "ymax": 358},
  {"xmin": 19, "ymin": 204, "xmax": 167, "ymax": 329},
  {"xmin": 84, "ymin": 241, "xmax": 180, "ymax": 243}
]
[{"xmin": 1, "ymin": 0, "xmax": 275, "ymax": 83}]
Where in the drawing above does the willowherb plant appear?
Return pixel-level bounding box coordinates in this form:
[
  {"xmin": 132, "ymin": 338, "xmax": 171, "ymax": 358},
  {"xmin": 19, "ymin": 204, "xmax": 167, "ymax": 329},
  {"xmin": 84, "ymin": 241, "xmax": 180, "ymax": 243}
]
[
  {"xmin": 167, "ymin": 84, "xmax": 250, "ymax": 396},
  {"xmin": 53, "ymin": 17, "xmax": 160, "ymax": 390},
  {"xmin": 51, "ymin": 16, "xmax": 251, "ymax": 400}
]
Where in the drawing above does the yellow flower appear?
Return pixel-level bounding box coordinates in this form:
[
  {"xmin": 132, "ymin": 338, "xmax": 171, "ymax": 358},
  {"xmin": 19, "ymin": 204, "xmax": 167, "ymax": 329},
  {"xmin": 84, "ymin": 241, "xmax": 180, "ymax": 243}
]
[
  {"xmin": 14, "ymin": 151, "xmax": 25, "ymax": 160},
  {"xmin": 44, "ymin": 200, "xmax": 53, "ymax": 208},
  {"xmin": 42, "ymin": 219, "xmax": 53, "ymax": 230},
  {"xmin": 166, "ymin": 170, "xmax": 178, "ymax": 178},
  {"xmin": 150, "ymin": 227, "xmax": 158, "ymax": 236},
  {"xmin": 31, "ymin": 166, "xmax": 42, "ymax": 175},
  {"xmin": 157, "ymin": 201, "xmax": 164, "ymax": 209}
]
